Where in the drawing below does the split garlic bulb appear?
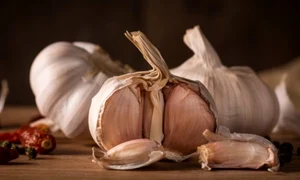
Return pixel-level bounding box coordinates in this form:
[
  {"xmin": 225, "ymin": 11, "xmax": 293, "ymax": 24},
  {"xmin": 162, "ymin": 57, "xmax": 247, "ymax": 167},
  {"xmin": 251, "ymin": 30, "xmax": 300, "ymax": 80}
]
[
  {"xmin": 30, "ymin": 41, "xmax": 131, "ymax": 138},
  {"xmin": 171, "ymin": 26, "xmax": 279, "ymax": 136},
  {"xmin": 273, "ymin": 61, "xmax": 300, "ymax": 135},
  {"xmin": 198, "ymin": 126, "xmax": 279, "ymax": 172},
  {"xmin": 89, "ymin": 31, "xmax": 217, "ymax": 169}
]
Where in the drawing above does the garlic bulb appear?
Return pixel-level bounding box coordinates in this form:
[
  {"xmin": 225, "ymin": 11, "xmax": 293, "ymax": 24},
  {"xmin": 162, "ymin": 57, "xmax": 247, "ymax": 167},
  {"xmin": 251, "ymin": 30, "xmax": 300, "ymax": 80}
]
[
  {"xmin": 198, "ymin": 126, "xmax": 279, "ymax": 172},
  {"xmin": 171, "ymin": 26, "xmax": 279, "ymax": 136},
  {"xmin": 273, "ymin": 61, "xmax": 300, "ymax": 135},
  {"xmin": 0, "ymin": 80, "xmax": 8, "ymax": 114},
  {"xmin": 89, "ymin": 31, "xmax": 217, "ymax": 168},
  {"xmin": 30, "ymin": 41, "xmax": 131, "ymax": 138}
]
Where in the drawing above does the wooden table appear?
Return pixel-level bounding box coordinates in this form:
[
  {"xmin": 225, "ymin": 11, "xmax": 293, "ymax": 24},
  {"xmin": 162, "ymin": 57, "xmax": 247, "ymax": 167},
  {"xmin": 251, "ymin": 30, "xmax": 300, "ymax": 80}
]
[{"xmin": 0, "ymin": 106, "xmax": 300, "ymax": 180}]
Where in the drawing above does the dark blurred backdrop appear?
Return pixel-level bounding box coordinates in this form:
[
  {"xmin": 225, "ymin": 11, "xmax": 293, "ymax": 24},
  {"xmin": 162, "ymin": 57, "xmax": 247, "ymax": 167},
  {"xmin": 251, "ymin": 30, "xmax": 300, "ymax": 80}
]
[{"xmin": 1, "ymin": 0, "xmax": 300, "ymax": 105}]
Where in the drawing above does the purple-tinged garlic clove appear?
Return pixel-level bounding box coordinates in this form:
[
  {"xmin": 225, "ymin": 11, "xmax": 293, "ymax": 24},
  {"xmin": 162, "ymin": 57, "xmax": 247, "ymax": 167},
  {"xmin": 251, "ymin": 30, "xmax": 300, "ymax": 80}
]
[
  {"xmin": 197, "ymin": 127, "xmax": 279, "ymax": 172},
  {"xmin": 163, "ymin": 83, "xmax": 216, "ymax": 159},
  {"xmin": 92, "ymin": 139, "xmax": 164, "ymax": 170}
]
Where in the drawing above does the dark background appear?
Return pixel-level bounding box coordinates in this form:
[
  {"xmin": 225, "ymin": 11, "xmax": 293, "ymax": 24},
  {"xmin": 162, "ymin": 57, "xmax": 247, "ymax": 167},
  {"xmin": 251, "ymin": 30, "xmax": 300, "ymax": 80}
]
[{"xmin": 1, "ymin": 0, "xmax": 300, "ymax": 105}]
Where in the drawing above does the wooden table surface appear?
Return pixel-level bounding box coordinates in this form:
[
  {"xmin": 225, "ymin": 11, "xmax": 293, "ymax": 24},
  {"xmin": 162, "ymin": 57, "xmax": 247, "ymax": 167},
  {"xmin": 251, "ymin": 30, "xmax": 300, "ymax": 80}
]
[{"xmin": 0, "ymin": 106, "xmax": 300, "ymax": 180}]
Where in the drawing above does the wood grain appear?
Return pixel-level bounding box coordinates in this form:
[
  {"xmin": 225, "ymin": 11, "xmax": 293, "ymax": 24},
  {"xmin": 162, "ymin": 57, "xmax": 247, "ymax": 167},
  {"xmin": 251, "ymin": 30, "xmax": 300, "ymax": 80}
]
[{"xmin": 0, "ymin": 107, "xmax": 300, "ymax": 180}]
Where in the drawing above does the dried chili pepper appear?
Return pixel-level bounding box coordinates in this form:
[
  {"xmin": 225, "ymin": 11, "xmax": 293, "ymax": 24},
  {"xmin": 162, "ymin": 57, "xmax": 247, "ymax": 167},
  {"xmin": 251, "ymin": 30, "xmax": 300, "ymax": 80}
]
[
  {"xmin": 19, "ymin": 127, "xmax": 56, "ymax": 154},
  {"xmin": 0, "ymin": 147, "xmax": 19, "ymax": 164},
  {"xmin": 0, "ymin": 132, "xmax": 20, "ymax": 144}
]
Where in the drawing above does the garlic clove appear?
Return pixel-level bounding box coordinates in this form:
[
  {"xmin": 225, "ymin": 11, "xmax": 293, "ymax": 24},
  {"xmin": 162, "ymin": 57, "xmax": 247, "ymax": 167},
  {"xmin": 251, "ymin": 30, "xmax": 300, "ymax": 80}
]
[
  {"xmin": 97, "ymin": 85, "xmax": 143, "ymax": 150},
  {"xmin": 197, "ymin": 127, "xmax": 279, "ymax": 172},
  {"xmin": 92, "ymin": 139, "xmax": 164, "ymax": 170},
  {"xmin": 163, "ymin": 83, "xmax": 216, "ymax": 156}
]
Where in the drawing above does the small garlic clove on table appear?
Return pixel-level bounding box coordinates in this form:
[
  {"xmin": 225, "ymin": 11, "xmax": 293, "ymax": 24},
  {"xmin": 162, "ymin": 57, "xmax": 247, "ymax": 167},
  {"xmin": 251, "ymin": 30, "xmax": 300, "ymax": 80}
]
[
  {"xmin": 92, "ymin": 139, "xmax": 165, "ymax": 170},
  {"xmin": 197, "ymin": 126, "xmax": 279, "ymax": 172}
]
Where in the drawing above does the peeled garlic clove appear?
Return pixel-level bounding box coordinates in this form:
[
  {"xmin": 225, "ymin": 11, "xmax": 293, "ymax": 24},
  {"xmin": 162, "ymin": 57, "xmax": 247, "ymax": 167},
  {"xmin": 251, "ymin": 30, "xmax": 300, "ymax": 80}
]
[
  {"xmin": 30, "ymin": 42, "xmax": 131, "ymax": 138},
  {"xmin": 198, "ymin": 127, "xmax": 279, "ymax": 172},
  {"xmin": 171, "ymin": 26, "xmax": 279, "ymax": 136},
  {"xmin": 163, "ymin": 83, "xmax": 215, "ymax": 156},
  {"xmin": 92, "ymin": 139, "xmax": 164, "ymax": 170},
  {"xmin": 89, "ymin": 31, "xmax": 217, "ymax": 165}
]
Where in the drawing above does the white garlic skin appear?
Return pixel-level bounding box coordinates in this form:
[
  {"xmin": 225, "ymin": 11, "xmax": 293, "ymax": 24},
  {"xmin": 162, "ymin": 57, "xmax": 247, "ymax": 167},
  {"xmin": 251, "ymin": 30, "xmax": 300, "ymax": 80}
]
[
  {"xmin": 30, "ymin": 42, "xmax": 111, "ymax": 138},
  {"xmin": 171, "ymin": 26, "xmax": 279, "ymax": 136}
]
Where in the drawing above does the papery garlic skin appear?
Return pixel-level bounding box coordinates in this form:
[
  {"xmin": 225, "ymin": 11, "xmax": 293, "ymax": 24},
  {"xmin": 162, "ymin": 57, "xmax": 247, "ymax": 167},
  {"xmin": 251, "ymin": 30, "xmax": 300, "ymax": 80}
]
[
  {"xmin": 171, "ymin": 26, "xmax": 279, "ymax": 136},
  {"xmin": 198, "ymin": 126, "xmax": 279, "ymax": 172},
  {"xmin": 30, "ymin": 42, "xmax": 131, "ymax": 138},
  {"xmin": 89, "ymin": 31, "xmax": 217, "ymax": 165},
  {"xmin": 92, "ymin": 139, "xmax": 165, "ymax": 170}
]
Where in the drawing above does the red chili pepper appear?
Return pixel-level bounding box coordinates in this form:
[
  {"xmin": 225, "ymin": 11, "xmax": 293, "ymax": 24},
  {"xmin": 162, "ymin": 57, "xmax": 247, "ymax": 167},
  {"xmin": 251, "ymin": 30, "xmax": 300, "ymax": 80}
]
[
  {"xmin": 19, "ymin": 127, "xmax": 56, "ymax": 154},
  {"xmin": 0, "ymin": 132, "xmax": 20, "ymax": 144},
  {"xmin": 0, "ymin": 147, "xmax": 19, "ymax": 164}
]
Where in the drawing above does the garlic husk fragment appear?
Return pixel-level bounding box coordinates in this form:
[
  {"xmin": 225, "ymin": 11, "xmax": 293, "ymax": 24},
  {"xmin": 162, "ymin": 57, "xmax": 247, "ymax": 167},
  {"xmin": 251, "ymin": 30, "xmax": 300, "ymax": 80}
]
[
  {"xmin": 171, "ymin": 26, "xmax": 279, "ymax": 136},
  {"xmin": 89, "ymin": 31, "xmax": 217, "ymax": 164},
  {"xmin": 92, "ymin": 139, "xmax": 164, "ymax": 170},
  {"xmin": 30, "ymin": 42, "xmax": 131, "ymax": 138},
  {"xmin": 198, "ymin": 126, "xmax": 279, "ymax": 172}
]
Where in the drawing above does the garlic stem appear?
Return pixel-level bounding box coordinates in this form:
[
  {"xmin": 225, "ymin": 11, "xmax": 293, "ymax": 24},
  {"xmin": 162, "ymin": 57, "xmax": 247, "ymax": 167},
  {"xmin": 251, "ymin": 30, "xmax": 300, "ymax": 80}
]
[{"xmin": 183, "ymin": 26, "xmax": 222, "ymax": 69}]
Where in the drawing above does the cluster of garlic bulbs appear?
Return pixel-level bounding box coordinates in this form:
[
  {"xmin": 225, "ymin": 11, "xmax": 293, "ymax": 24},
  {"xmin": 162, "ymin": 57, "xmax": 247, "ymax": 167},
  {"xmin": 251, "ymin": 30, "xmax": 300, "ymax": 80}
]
[
  {"xmin": 89, "ymin": 31, "xmax": 217, "ymax": 169},
  {"xmin": 171, "ymin": 26, "xmax": 279, "ymax": 136},
  {"xmin": 30, "ymin": 41, "xmax": 132, "ymax": 138}
]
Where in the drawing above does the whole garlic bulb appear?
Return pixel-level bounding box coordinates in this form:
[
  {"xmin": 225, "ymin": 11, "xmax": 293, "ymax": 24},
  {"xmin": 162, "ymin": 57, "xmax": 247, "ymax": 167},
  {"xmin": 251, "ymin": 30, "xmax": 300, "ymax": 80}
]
[
  {"xmin": 171, "ymin": 26, "xmax": 279, "ymax": 136},
  {"xmin": 89, "ymin": 31, "xmax": 217, "ymax": 167},
  {"xmin": 30, "ymin": 41, "xmax": 131, "ymax": 138}
]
